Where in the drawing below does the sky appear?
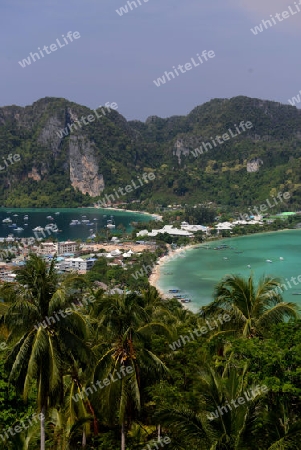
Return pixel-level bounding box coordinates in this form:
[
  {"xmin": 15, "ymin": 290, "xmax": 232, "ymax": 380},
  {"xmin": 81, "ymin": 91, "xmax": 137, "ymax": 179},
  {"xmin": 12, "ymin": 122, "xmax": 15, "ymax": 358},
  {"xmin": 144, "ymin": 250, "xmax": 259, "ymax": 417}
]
[{"xmin": 1, "ymin": 0, "xmax": 301, "ymax": 121}]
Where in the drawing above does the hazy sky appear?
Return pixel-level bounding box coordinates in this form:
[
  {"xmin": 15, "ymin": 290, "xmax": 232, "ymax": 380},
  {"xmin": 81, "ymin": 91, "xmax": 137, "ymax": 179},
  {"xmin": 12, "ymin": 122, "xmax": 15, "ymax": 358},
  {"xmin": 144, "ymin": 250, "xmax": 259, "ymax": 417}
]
[{"xmin": 1, "ymin": 0, "xmax": 301, "ymax": 120}]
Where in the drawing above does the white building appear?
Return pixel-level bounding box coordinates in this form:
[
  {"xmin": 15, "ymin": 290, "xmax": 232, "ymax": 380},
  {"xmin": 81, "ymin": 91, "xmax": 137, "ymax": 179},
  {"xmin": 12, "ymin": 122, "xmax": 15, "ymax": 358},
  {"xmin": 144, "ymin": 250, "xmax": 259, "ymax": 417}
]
[
  {"xmin": 137, "ymin": 225, "xmax": 193, "ymax": 238},
  {"xmin": 59, "ymin": 257, "xmax": 96, "ymax": 273}
]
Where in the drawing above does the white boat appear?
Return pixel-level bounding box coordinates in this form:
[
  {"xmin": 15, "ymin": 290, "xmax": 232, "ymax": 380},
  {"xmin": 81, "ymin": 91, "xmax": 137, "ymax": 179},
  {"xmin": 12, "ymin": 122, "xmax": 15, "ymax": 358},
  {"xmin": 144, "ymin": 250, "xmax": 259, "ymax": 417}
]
[
  {"xmin": 70, "ymin": 219, "xmax": 81, "ymax": 225},
  {"xmin": 55, "ymin": 212, "xmax": 60, "ymax": 215},
  {"xmin": 33, "ymin": 226, "xmax": 44, "ymax": 232},
  {"xmin": 46, "ymin": 216, "xmax": 54, "ymax": 220},
  {"xmin": 280, "ymin": 257, "xmax": 284, "ymax": 260},
  {"xmin": 13, "ymin": 214, "xmax": 18, "ymax": 217},
  {"xmin": 247, "ymin": 265, "xmax": 251, "ymax": 268},
  {"xmin": 14, "ymin": 227, "xmax": 24, "ymax": 232},
  {"xmin": 24, "ymin": 216, "xmax": 28, "ymax": 220},
  {"xmin": 2, "ymin": 218, "xmax": 12, "ymax": 223},
  {"xmin": 107, "ymin": 219, "xmax": 115, "ymax": 229},
  {"xmin": 266, "ymin": 259, "xmax": 272, "ymax": 263}
]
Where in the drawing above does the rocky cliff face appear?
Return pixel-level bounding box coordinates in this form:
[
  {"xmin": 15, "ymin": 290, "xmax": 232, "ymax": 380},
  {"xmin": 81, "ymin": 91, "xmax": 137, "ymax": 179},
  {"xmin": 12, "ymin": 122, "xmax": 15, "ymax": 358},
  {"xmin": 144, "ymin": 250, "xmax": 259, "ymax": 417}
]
[
  {"xmin": 69, "ymin": 136, "xmax": 104, "ymax": 196},
  {"xmin": 247, "ymin": 158, "xmax": 263, "ymax": 172}
]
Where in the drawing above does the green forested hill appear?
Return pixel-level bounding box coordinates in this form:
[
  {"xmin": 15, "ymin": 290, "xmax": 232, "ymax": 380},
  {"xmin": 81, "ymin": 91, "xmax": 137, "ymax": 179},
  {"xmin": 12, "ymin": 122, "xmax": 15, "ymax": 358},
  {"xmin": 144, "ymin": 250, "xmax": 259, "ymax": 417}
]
[{"xmin": 0, "ymin": 96, "xmax": 300, "ymax": 209}]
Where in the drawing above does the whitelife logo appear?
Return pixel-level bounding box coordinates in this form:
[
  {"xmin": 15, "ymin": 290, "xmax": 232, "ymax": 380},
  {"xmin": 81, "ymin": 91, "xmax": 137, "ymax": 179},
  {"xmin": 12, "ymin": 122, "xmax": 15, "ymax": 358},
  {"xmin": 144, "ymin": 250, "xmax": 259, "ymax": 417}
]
[
  {"xmin": 18, "ymin": 31, "xmax": 81, "ymax": 68},
  {"xmin": 72, "ymin": 366, "xmax": 134, "ymax": 402},
  {"xmin": 250, "ymin": 1, "xmax": 301, "ymax": 35},
  {"xmin": 207, "ymin": 385, "xmax": 268, "ymax": 421},
  {"xmin": 169, "ymin": 314, "xmax": 231, "ymax": 351},
  {"xmin": 56, "ymin": 102, "xmax": 118, "ymax": 139},
  {"xmin": 288, "ymin": 89, "xmax": 301, "ymax": 106},
  {"xmin": 238, "ymin": 191, "xmax": 291, "ymax": 220},
  {"xmin": 0, "ymin": 154, "xmax": 21, "ymax": 172},
  {"xmin": 97, "ymin": 172, "xmax": 156, "ymax": 207},
  {"xmin": 116, "ymin": 0, "xmax": 149, "ymax": 16},
  {"xmin": 153, "ymin": 50, "xmax": 215, "ymax": 87},
  {"xmin": 191, "ymin": 121, "xmax": 253, "ymax": 157}
]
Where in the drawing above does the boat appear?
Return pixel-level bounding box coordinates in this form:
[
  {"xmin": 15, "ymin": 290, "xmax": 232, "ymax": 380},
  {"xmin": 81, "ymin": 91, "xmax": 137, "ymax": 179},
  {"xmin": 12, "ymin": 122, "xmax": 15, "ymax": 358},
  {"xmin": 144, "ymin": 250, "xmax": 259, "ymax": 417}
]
[
  {"xmin": 14, "ymin": 227, "xmax": 24, "ymax": 232},
  {"xmin": 247, "ymin": 265, "xmax": 251, "ymax": 268},
  {"xmin": 46, "ymin": 216, "xmax": 54, "ymax": 220},
  {"xmin": 33, "ymin": 226, "xmax": 44, "ymax": 232},
  {"xmin": 292, "ymin": 292, "xmax": 301, "ymax": 295},
  {"xmin": 55, "ymin": 212, "xmax": 60, "ymax": 215},
  {"xmin": 106, "ymin": 219, "xmax": 116, "ymax": 229},
  {"xmin": 13, "ymin": 214, "xmax": 18, "ymax": 217},
  {"xmin": 279, "ymin": 257, "xmax": 284, "ymax": 260},
  {"xmin": 70, "ymin": 219, "xmax": 81, "ymax": 225},
  {"xmin": 223, "ymin": 257, "xmax": 228, "ymax": 260},
  {"xmin": 24, "ymin": 216, "xmax": 28, "ymax": 220},
  {"xmin": 8, "ymin": 223, "xmax": 17, "ymax": 228},
  {"xmin": 266, "ymin": 260, "xmax": 272, "ymax": 263},
  {"xmin": 2, "ymin": 218, "xmax": 12, "ymax": 223},
  {"xmin": 168, "ymin": 289, "xmax": 180, "ymax": 293}
]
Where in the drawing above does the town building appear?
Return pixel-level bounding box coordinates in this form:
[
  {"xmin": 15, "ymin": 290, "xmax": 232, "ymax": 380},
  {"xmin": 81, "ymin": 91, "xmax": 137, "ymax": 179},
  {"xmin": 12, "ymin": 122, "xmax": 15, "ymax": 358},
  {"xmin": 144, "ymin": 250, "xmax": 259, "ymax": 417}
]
[{"xmin": 57, "ymin": 241, "xmax": 77, "ymax": 255}]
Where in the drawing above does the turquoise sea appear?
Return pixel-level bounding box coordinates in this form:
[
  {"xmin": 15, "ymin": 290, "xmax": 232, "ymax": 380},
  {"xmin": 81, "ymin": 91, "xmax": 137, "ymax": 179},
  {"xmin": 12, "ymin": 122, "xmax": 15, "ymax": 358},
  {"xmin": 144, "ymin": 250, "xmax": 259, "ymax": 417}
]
[
  {"xmin": 0, "ymin": 208, "xmax": 151, "ymax": 241},
  {"xmin": 156, "ymin": 230, "xmax": 301, "ymax": 312}
]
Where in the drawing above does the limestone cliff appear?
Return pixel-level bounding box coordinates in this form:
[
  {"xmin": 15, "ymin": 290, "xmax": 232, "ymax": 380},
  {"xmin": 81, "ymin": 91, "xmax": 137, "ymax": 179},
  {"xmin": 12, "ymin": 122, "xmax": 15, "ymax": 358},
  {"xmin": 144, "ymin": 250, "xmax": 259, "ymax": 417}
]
[{"xmin": 69, "ymin": 136, "xmax": 104, "ymax": 196}]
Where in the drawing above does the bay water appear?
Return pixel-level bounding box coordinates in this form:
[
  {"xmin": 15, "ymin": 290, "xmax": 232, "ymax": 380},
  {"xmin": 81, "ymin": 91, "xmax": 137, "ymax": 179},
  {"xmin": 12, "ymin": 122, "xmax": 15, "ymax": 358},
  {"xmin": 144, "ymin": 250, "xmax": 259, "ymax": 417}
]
[{"xmin": 157, "ymin": 230, "xmax": 301, "ymax": 312}]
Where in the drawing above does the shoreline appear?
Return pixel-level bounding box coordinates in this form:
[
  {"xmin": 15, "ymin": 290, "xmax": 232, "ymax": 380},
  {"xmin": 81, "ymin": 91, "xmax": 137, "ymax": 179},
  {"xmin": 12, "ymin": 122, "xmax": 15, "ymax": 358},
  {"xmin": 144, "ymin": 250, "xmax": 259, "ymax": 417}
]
[
  {"xmin": 148, "ymin": 243, "xmax": 199, "ymax": 304},
  {"xmin": 149, "ymin": 228, "xmax": 300, "ymax": 308},
  {"xmin": 93, "ymin": 205, "xmax": 162, "ymax": 221}
]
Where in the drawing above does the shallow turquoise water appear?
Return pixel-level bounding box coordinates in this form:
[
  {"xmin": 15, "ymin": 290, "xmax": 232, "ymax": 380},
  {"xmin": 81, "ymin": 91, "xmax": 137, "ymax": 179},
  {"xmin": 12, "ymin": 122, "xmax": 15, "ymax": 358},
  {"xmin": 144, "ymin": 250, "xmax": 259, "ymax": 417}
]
[{"xmin": 157, "ymin": 230, "xmax": 301, "ymax": 312}]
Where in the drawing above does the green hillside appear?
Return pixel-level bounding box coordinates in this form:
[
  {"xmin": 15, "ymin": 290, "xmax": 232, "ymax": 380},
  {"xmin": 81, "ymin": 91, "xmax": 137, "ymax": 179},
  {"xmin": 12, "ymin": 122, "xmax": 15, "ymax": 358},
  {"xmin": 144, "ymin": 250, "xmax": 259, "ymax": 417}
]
[{"xmin": 0, "ymin": 96, "xmax": 300, "ymax": 209}]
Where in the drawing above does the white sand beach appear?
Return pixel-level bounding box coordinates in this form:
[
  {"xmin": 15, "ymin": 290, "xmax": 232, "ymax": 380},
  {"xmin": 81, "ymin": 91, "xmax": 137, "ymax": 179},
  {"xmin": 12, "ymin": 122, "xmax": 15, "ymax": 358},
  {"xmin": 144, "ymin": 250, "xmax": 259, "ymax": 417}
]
[{"xmin": 148, "ymin": 244, "xmax": 197, "ymax": 301}]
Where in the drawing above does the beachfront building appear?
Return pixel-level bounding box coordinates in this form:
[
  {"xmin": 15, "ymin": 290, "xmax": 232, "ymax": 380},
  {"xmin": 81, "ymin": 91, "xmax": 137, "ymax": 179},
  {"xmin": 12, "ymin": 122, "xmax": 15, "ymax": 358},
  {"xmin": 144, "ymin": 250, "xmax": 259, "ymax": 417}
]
[
  {"xmin": 137, "ymin": 225, "xmax": 193, "ymax": 238},
  {"xmin": 180, "ymin": 222, "xmax": 209, "ymax": 234}
]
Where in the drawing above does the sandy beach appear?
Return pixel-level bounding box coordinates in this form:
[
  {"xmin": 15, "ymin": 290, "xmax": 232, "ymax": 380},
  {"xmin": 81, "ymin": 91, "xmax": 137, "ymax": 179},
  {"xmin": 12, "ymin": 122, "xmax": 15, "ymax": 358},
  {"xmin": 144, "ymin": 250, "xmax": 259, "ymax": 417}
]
[
  {"xmin": 93, "ymin": 205, "xmax": 162, "ymax": 221},
  {"xmin": 148, "ymin": 244, "xmax": 197, "ymax": 300}
]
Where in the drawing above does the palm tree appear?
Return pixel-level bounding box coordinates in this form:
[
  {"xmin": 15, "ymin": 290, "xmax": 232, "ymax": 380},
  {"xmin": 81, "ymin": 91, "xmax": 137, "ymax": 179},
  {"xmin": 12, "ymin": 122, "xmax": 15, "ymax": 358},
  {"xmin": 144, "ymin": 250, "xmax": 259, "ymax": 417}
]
[
  {"xmin": 2, "ymin": 255, "xmax": 92, "ymax": 450},
  {"xmin": 91, "ymin": 292, "xmax": 170, "ymax": 450},
  {"xmin": 201, "ymin": 274, "xmax": 298, "ymax": 338},
  {"xmin": 156, "ymin": 365, "xmax": 268, "ymax": 450}
]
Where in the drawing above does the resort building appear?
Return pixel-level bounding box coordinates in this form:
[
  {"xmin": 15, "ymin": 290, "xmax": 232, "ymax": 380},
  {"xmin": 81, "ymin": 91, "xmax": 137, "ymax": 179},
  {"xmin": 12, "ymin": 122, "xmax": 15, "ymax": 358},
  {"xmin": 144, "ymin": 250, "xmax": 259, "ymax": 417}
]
[{"xmin": 137, "ymin": 225, "xmax": 193, "ymax": 238}]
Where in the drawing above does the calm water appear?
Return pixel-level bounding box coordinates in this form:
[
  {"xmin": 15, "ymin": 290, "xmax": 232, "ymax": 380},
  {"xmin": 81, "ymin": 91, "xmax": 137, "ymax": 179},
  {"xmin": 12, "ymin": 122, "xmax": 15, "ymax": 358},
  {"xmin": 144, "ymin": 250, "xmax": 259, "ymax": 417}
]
[
  {"xmin": 0, "ymin": 208, "xmax": 151, "ymax": 241},
  {"xmin": 157, "ymin": 230, "xmax": 301, "ymax": 312}
]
